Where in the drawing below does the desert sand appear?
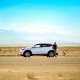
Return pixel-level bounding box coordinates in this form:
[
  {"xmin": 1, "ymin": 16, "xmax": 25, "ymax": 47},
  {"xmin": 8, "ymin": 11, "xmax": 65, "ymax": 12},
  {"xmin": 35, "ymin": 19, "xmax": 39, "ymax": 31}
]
[{"xmin": 0, "ymin": 46, "xmax": 80, "ymax": 80}]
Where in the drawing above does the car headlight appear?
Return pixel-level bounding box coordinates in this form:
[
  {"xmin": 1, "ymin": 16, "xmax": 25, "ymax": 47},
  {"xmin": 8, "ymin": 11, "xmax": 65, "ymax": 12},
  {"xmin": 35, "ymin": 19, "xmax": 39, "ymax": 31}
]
[{"xmin": 21, "ymin": 48, "xmax": 25, "ymax": 50}]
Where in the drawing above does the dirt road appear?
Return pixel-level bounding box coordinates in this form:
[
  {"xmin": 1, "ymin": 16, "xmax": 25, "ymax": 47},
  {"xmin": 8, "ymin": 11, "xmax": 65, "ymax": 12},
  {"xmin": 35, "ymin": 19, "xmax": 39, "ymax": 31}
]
[
  {"xmin": 0, "ymin": 56, "xmax": 80, "ymax": 65},
  {"xmin": 0, "ymin": 56, "xmax": 80, "ymax": 80}
]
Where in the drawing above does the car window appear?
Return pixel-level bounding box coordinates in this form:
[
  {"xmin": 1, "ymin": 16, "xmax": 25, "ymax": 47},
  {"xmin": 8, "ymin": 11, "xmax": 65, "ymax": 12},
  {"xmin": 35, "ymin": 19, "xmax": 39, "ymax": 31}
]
[
  {"xmin": 41, "ymin": 44, "xmax": 47, "ymax": 47},
  {"xmin": 47, "ymin": 44, "xmax": 52, "ymax": 47},
  {"xmin": 33, "ymin": 44, "xmax": 41, "ymax": 48},
  {"xmin": 41, "ymin": 44, "xmax": 52, "ymax": 47}
]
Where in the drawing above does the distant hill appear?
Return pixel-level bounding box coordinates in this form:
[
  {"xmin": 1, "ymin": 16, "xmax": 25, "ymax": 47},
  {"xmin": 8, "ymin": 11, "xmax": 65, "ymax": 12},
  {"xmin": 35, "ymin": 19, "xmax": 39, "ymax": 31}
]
[{"xmin": 0, "ymin": 29, "xmax": 80, "ymax": 46}]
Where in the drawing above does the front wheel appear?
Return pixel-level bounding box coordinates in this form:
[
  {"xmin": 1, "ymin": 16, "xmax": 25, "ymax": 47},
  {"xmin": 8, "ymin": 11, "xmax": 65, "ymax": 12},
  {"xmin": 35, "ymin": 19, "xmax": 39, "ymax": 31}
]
[
  {"xmin": 48, "ymin": 52, "xmax": 54, "ymax": 57},
  {"xmin": 24, "ymin": 52, "xmax": 30, "ymax": 57}
]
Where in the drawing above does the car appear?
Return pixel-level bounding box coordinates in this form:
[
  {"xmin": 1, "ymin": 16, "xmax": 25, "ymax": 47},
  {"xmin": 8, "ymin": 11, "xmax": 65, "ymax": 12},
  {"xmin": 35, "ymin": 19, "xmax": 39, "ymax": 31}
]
[{"xmin": 19, "ymin": 43, "xmax": 58, "ymax": 57}]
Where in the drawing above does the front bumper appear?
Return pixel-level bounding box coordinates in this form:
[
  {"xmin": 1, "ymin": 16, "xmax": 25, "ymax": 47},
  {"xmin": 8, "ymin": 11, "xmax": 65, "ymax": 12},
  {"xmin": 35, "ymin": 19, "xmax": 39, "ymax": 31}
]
[{"xmin": 19, "ymin": 50, "xmax": 24, "ymax": 55}]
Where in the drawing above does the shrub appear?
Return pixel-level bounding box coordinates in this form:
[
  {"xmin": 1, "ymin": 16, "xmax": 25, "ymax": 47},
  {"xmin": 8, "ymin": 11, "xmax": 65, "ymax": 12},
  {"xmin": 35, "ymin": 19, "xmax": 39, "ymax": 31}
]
[
  {"xmin": 58, "ymin": 72, "xmax": 64, "ymax": 77},
  {"xmin": 26, "ymin": 72, "xmax": 36, "ymax": 79},
  {"xmin": 8, "ymin": 70, "xmax": 11, "ymax": 73},
  {"xmin": 62, "ymin": 51, "xmax": 67, "ymax": 56}
]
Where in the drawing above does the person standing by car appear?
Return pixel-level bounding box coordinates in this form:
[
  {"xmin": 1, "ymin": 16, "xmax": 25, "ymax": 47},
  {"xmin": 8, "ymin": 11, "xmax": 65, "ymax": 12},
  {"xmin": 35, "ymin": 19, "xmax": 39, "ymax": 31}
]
[{"xmin": 52, "ymin": 42, "xmax": 58, "ymax": 57}]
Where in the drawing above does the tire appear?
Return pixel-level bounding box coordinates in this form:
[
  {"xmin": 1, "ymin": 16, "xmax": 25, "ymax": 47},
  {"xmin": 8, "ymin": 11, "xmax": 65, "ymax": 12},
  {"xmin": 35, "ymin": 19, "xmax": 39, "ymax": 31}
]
[
  {"xmin": 56, "ymin": 53, "xmax": 58, "ymax": 55},
  {"xmin": 24, "ymin": 52, "xmax": 30, "ymax": 57},
  {"xmin": 48, "ymin": 51, "xmax": 54, "ymax": 57}
]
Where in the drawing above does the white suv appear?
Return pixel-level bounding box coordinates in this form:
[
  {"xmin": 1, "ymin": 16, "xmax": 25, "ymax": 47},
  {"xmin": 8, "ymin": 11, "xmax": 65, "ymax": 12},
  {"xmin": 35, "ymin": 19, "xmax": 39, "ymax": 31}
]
[{"xmin": 19, "ymin": 43, "xmax": 58, "ymax": 57}]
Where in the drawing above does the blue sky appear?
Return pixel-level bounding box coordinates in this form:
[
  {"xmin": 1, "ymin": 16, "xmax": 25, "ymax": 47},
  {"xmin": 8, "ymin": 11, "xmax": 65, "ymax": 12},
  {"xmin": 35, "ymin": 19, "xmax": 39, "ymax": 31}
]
[{"xmin": 0, "ymin": 0, "xmax": 80, "ymax": 44}]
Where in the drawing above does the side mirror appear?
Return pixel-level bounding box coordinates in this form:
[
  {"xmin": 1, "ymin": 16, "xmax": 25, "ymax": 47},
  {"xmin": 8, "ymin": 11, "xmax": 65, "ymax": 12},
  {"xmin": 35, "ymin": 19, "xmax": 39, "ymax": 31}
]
[
  {"xmin": 32, "ymin": 47, "xmax": 35, "ymax": 48},
  {"xmin": 32, "ymin": 45, "xmax": 36, "ymax": 48}
]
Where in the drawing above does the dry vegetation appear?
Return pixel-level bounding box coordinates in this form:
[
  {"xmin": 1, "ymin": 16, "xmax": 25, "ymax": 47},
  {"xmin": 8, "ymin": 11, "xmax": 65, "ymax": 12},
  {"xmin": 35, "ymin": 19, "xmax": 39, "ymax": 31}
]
[
  {"xmin": 0, "ymin": 46, "xmax": 80, "ymax": 57},
  {"xmin": 62, "ymin": 51, "xmax": 67, "ymax": 56},
  {"xmin": 0, "ymin": 59, "xmax": 80, "ymax": 80},
  {"xmin": 0, "ymin": 46, "xmax": 80, "ymax": 80},
  {"xmin": 8, "ymin": 70, "xmax": 11, "ymax": 73},
  {"xmin": 0, "ymin": 46, "xmax": 27, "ymax": 56},
  {"xmin": 26, "ymin": 72, "xmax": 36, "ymax": 79},
  {"xmin": 57, "ymin": 72, "xmax": 64, "ymax": 77}
]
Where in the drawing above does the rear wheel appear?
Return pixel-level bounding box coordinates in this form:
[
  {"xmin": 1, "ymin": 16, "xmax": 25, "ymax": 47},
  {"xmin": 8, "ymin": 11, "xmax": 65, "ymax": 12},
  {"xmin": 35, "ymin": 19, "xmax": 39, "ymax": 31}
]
[
  {"xmin": 24, "ymin": 52, "xmax": 30, "ymax": 57},
  {"xmin": 48, "ymin": 51, "xmax": 54, "ymax": 57}
]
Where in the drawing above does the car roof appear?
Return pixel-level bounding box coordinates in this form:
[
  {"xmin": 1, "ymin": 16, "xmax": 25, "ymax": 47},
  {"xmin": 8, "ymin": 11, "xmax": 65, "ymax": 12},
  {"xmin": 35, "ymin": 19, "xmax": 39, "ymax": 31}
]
[{"xmin": 36, "ymin": 43, "xmax": 52, "ymax": 45}]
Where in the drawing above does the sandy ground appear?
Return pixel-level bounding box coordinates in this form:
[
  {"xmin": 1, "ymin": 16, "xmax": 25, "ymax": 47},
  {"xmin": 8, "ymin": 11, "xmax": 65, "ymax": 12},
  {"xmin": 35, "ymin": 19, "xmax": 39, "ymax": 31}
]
[
  {"xmin": 0, "ymin": 46, "xmax": 80, "ymax": 80},
  {"xmin": 0, "ymin": 57, "xmax": 80, "ymax": 80}
]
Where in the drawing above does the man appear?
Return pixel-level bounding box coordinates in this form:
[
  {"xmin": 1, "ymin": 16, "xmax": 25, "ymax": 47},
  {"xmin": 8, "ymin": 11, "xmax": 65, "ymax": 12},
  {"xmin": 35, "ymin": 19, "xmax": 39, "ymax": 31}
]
[{"xmin": 52, "ymin": 42, "xmax": 58, "ymax": 57}]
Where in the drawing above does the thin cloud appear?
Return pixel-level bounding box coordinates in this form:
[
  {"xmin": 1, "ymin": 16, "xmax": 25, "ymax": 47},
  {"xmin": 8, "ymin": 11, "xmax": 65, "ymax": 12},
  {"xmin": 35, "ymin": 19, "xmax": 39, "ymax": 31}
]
[
  {"xmin": 0, "ymin": 22, "xmax": 73, "ymax": 36},
  {"xmin": 10, "ymin": 23, "xmax": 76, "ymax": 35},
  {"xmin": 11, "ymin": 23, "xmax": 22, "ymax": 27},
  {"xmin": 11, "ymin": 24, "xmax": 55, "ymax": 33},
  {"xmin": 1, "ymin": 23, "xmax": 78, "ymax": 36}
]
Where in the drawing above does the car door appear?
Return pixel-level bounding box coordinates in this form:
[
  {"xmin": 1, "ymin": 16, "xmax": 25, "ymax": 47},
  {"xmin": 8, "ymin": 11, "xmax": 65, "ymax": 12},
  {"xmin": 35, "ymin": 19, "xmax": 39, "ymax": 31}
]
[
  {"xmin": 31, "ymin": 44, "xmax": 42, "ymax": 54},
  {"xmin": 41, "ymin": 44, "xmax": 49, "ymax": 54}
]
